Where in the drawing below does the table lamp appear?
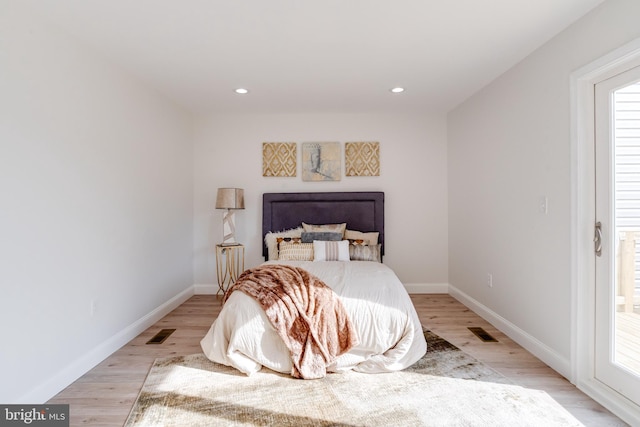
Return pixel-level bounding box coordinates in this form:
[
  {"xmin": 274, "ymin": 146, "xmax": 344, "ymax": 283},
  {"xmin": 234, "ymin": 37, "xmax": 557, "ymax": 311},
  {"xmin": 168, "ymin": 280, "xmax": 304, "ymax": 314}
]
[{"xmin": 215, "ymin": 188, "xmax": 244, "ymax": 246}]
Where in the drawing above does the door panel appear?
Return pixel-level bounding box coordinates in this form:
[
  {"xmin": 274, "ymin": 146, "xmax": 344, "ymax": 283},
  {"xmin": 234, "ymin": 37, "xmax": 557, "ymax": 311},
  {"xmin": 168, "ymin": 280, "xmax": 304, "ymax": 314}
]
[{"xmin": 595, "ymin": 65, "xmax": 640, "ymax": 406}]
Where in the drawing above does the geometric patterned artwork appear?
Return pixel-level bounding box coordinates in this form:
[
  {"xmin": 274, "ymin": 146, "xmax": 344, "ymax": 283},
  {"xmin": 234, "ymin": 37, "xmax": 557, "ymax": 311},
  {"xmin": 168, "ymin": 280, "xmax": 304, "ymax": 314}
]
[
  {"xmin": 345, "ymin": 142, "xmax": 380, "ymax": 176},
  {"xmin": 302, "ymin": 142, "xmax": 341, "ymax": 181},
  {"xmin": 263, "ymin": 142, "xmax": 297, "ymax": 177}
]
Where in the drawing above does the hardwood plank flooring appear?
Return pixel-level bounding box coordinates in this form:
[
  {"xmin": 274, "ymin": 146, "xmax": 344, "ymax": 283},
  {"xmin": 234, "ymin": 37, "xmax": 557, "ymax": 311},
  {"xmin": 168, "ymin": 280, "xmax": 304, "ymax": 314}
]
[
  {"xmin": 47, "ymin": 294, "xmax": 627, "ymax": 426},
  {"xmin": 616, "ymin": 311, "xmax": 640, "ymax": 375}
]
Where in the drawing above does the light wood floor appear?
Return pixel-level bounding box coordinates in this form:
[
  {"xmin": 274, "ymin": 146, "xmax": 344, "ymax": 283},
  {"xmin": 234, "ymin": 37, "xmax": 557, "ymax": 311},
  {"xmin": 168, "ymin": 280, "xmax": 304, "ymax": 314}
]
[
  {"xmin": 48, "ymin": 294, "xmax": 628, "ymax": 426},
  {"xmin": 616, "ymin": 311, "xmax": 640, "ymax": 375}
]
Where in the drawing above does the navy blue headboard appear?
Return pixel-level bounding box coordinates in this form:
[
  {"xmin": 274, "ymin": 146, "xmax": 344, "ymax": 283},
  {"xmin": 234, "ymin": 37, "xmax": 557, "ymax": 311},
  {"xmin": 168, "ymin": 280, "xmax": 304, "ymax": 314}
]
[{"xmin": 262, "ymin": 191, "xmax": 384, "ymax": 260}]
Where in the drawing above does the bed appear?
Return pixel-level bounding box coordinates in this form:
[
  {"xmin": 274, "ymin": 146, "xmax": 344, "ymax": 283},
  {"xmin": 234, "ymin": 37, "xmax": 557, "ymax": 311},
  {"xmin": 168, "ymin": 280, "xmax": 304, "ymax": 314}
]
[{"xmin": 200, "ymin": 191, "xmax": 427, "ymax": 377}]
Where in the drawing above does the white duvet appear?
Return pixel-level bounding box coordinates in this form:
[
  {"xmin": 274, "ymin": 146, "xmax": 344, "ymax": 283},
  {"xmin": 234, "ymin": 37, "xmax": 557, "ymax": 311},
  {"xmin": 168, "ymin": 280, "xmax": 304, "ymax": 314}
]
[{"xmin": 201, "ymin": 260, "xmax": 427, "ymax": 376}]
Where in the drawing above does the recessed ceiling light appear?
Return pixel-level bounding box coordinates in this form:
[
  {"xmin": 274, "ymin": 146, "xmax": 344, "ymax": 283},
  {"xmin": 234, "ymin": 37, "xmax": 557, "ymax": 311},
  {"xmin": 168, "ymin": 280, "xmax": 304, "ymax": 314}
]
[
  {"xmin": 234, "ymin": 88, "xmax": 249, "ymax": 94},
  {"xmin": 390, "ymin": 87, "xmax": 405, "ymax": 93}
]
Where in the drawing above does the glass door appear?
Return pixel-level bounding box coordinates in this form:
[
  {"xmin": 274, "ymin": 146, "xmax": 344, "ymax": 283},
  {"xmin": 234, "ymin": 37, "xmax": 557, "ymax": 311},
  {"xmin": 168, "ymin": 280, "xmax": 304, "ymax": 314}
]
[{"xmin": 594, "ymin": 65, "xmax": 640, "ymax": 406}]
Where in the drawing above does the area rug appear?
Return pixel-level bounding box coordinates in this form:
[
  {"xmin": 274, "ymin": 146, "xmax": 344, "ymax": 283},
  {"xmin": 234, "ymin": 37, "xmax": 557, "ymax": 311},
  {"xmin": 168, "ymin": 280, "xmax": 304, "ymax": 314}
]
[{"xmin": 124, "ymin": 330, "xmax": 582, "ymax": 426}]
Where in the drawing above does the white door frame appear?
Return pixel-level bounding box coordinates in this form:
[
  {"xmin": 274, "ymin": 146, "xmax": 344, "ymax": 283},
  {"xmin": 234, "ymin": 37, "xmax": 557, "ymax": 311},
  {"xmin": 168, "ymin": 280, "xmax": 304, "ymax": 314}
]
[{"xmin": 571, "ymin": 37, "xmax": 640, "ymax": 425}]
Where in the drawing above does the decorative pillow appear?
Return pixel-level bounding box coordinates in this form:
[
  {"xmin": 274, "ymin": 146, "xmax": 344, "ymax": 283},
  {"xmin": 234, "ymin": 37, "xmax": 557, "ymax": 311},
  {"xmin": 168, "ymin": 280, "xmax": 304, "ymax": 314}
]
[
  {"xmin": 345, "ymin": 229, "xmax": 379, "ymax": 245},
  {"xmin": 313, "ymin": 240, "xmax": 350, "ymax": 262},
  {"xmin": 301, "ymin": 231, "xmax": 343, "ymax": 243},
  {"xmin": 302, "ymin": 222, "xmax": 347, "ymax": 237},
  {"xmin": 277, "ymin": 237, "xmax": 302, "ymax": 245},
  {"xmin": 278, "ymin": 242, "xmax": 314, "ymax": 261},
  {"xmin": 349, "ymin": 243, "xmax": 382, "ymax": 262},
  {"xmin": 264, "ymin": 227, "xmax": 303, "ymax": 260},
  {"xmin": 348, "ymin": 239, "xmax": 366, "ymax": 245}
]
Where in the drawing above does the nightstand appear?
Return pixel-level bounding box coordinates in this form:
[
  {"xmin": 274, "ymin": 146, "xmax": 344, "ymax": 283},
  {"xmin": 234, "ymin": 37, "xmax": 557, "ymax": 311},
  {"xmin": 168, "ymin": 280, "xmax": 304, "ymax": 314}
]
[{"xmin": 215, "ymin": 244, "xmax": 245, "ymax": 295}]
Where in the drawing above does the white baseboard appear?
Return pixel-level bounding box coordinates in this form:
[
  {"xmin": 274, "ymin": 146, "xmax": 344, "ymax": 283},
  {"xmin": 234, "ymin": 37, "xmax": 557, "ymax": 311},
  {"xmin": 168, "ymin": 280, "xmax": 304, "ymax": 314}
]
[
  {"xmin": 404, "ymin": 283, "xmax": 449, "ymax": 294},
  {"xmin": 577, "ymin": 377, "xmax": 640, "ymax": 426},
  {"xmin": 448, "ymin": 284, "xmax": 571, "ymax": 380},
  {"xmin": 19, "ymin": 286, "xmax": 195, "ymax": 404}
]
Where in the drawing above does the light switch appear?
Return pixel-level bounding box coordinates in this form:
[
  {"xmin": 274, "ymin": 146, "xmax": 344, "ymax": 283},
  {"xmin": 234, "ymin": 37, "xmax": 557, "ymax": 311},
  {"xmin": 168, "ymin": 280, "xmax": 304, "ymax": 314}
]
[{"xmin": 538, "ymin": 196, "xmax": 548, "ymax": 214}]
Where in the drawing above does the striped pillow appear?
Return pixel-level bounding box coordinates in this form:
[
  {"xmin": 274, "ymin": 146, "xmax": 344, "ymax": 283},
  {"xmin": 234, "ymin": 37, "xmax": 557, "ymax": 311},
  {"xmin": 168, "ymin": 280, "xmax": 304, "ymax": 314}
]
[
  {"xmin": 313, "ymin": 240, "xmax": 350, "ymax": 262},
  {"xmin": 349, "ymin": 243, "xmax": 382, "ymax": 262},
  {"xmin": 278, "ymin": 242, "xmax": 314, "ymax": 261}
]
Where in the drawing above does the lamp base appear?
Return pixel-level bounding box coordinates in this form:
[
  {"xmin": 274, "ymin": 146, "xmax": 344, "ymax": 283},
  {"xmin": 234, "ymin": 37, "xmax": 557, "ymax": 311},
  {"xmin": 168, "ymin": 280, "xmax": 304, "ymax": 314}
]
[{"xmin": 221, "ymin": 209, "xmax": 238, "ymax": 246}]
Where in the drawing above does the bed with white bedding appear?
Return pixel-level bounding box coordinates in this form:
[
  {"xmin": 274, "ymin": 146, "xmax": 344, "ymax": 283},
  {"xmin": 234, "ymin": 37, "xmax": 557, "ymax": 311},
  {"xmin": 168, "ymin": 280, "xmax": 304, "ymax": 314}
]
[{"xmin": 200, "ymin": 191, "xmax": 427, "ymax": 377}]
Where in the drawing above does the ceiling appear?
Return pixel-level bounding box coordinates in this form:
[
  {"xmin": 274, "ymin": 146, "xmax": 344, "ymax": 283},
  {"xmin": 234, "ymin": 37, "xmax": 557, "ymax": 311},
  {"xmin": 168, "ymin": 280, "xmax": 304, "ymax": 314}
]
[{"xmin": 18, "ymin": 0, "xmax": 605, "ymax": 114}]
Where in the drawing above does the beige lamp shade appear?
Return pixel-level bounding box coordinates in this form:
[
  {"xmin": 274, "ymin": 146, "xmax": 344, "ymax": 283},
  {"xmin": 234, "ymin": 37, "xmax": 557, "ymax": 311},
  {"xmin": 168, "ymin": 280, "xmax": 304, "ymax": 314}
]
[
  {"xmin": 216, "ymin": 188, "xmax": 244, "ymax": 245},
  {"xmin": 216, "ymin": 188, "xmax": 245, "ymax": 210}
]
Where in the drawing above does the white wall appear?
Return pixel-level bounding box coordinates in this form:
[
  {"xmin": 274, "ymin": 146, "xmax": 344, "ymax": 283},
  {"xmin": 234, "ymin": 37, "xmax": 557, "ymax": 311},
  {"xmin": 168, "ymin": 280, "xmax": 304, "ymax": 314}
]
[
  {"xmin": 0, "ymin": 6, "xmax": 194, "ymax": 402},
  {"xmin": 193, "ymin": 113, "xmax": 448, "ymax": 287},
  {"xmin": 448, "ymin": 0, "xmax": 640, "ymax": 376}
]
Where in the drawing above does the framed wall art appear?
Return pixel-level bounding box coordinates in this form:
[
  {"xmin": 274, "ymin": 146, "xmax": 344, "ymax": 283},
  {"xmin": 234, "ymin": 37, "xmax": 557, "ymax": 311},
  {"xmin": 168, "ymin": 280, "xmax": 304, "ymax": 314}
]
[
  {"xmin": 262, "ymin": 142, "xmax": 297, "ymax": 177},
  {"xmin": 301, "ymin": 142, "xmax": 341, "ymax": 181},
  {"xmin": 345, "ymin": 141, "xmax": 380, "ymax": 176}
]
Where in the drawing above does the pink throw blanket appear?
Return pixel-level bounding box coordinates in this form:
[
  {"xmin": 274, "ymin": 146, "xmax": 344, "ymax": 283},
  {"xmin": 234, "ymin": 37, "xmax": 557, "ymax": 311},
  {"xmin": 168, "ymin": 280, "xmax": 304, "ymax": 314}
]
[{"xmin": 224, "ymin": 264, "xmax": 358, "ymax": 379}]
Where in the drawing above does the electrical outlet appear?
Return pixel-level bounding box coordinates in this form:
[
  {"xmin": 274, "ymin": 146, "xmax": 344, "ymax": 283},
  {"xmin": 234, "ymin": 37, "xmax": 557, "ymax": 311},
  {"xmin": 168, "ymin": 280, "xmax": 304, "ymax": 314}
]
[
  {"xmin": 90, "ymin": 299, "xmax": 97, "ymax": 317},
  {"xmin": 487, "ymin": 273, "xmax": 493, "ymax": 288}
]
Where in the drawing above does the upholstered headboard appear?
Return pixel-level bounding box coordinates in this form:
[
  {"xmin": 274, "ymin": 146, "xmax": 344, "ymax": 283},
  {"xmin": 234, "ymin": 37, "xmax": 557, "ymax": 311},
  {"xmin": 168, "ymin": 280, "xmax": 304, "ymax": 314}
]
[{"xmin": 262, "ymin": 191, "xmax": 384, "ymax": 260}]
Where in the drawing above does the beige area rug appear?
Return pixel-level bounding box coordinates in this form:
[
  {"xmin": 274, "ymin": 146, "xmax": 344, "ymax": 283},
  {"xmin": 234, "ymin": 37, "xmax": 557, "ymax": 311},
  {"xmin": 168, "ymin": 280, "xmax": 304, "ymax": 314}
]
[{"xmin": 124, "ymin": 331, "xmax": 583, "ymax": 426}]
